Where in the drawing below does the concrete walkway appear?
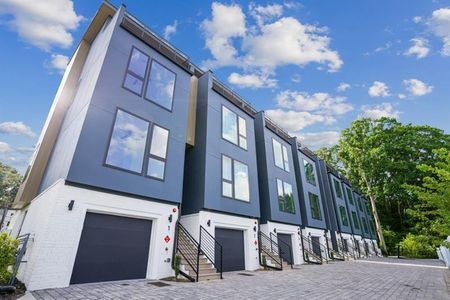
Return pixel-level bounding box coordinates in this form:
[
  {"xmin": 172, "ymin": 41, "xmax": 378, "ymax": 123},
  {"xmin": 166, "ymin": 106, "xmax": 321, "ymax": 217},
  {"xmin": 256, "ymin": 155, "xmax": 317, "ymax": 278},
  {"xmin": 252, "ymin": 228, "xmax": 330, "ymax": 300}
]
[{"xmin": 30, "ymin": 257, "xmax": 450, "ymax": 300}]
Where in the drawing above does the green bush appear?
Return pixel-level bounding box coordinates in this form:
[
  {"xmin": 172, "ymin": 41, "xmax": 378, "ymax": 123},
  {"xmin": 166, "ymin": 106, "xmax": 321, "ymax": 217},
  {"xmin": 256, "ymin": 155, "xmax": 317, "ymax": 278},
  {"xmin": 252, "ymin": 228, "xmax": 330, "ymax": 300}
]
[
  {"xmin": 0, "ymin": 232, "xmax": 19, "ymax": 285},
  {"xmin": 399, "ymin": 233, "xmax": 437, "ymax": 258},
  {"xmin": 174, "ymin": 255, "xmax": 181, "ymax": 281},
  {"xmin": 383, "ymin": 228, "xmax": 401, "ymax": 255}
]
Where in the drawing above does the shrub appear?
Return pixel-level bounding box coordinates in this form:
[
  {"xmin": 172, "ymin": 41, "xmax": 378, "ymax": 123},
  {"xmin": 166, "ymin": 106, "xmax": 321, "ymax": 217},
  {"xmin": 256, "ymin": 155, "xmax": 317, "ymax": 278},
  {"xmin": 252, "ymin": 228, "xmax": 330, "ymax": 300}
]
[
  {"xmin": 174, "ymin": 255, "xmax": 181, "ymax": 281},
  {"xmin": 0, "ymin": 232, "xmax": 19, "ymax": 285},
  {"xmin": 399, "ymin": 233, "xmax": 437, "ymax": 258}
]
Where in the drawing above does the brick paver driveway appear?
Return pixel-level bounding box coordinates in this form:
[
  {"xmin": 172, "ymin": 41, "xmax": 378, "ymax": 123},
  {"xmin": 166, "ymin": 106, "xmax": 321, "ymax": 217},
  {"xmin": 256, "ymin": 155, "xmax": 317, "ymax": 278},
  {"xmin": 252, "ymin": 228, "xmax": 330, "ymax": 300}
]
[{"xmin": 32, "ymin": 257, "xmax": 450, "ymax": 300}]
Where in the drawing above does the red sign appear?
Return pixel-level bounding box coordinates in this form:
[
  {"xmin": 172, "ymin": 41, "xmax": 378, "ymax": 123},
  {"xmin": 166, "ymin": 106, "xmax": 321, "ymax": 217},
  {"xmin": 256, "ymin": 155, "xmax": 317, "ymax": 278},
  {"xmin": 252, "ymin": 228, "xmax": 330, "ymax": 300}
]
[
  {"xmin": 164, "ymin": 235, "xmax": 171, "ymax": 243},
  {"xmin": 254, "ymin": 240, "xmax": 258, "ymax": 246}
]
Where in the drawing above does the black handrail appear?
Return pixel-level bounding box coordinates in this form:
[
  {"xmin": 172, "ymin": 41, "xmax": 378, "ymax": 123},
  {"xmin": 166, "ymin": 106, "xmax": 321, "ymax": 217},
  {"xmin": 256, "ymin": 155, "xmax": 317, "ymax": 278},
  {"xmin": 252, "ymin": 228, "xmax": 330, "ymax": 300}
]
[
  {"xmin": 300, "ymin": 233, "xmax": 322, "ymax": 264},
  {"xmin": 199, "ymin": 226, "xmax": 223, "ymax": 279},
  {"xmin": 270, "ymin": 232, "xmax": 293, "ymax": 268},
  {"xmin": 8, "ymin": 233, "xmax": 30, "ymax": 286},
  {"xmin": 310, "ymin": 236, "xmax": 329, "ymax": 264},
  {"xmin": 258, "ymin": 231, "xmax": 282, "ymax": 270},
  {"xmin": 173, "ymin": 222, "xmax": 199, "ymax": 282}
]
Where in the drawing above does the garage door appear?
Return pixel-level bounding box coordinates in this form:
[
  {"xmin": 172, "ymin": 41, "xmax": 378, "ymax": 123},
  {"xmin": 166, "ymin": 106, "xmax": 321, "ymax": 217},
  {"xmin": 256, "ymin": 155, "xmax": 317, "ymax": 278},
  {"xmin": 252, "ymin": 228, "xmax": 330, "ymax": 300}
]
[
  {"xmin": 277, "ymin": 233, "xmax": 293, "ymax": 265},
  {"xmin": 215, "ymin": 228, "xmax": 245, "ymax": 272},
  {"xmin": 311, "ymin": 236, "xmax": 322, "ymax": 258},
  {"xmin": 70, "ymin": 213, "xmax": 152, "ymax": 284}
]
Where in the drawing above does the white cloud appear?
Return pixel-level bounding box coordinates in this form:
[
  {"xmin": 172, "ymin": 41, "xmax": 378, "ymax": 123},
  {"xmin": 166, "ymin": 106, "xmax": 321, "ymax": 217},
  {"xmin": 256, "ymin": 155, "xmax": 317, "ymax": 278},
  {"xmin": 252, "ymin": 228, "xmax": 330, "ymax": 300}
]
[
  {"xmin": 404, "ymin": 38, "xmax": 430, "ymax": 59},
  {"xmin": 46, "ymin": 54, "xmax": 69, "ymax": 74},
  {"xmin": 398, "ymin": 93, "xmax": 406, "ymax": 99},
  {"xmin": 413, "ymin": 16, "xmax": 422, "ymax": 24},
  {"xmin": 0, "ymin": 142, "xmax": 12, "ymax": 153},
  {"xmin": 0, "ymin": 0, "xmax": 84, "ymax": 51},
  {"xmin": 402, "ymin": 79, "xmax": 433, "ymax": 96},
  {"xmin": 276, "ymin": 90, "xmax": 353, "ymax": 115},
  {"xmin": 360, "ymin": 103, "xmax": 400, "ymax": 119},
  {"xmin": 429, "ymin": 8, "xmax": 450, "ymax": 56},
  {"xmin": 0, "ymin": 121, "xmax": 36, "ymax": 138},
  {"xmin": 291, "ymin": 74, "xmax": 301, "ymax": 83},
  {"xmin": 200, "ymin": 2, "xmax": 342, "ymax": 84},
  {"xmin": 228, "ymin": 72, "xmax": 277, "ymax": 88},
  {"xmin": 337, "ymin": 82, "xmax": 350, "ymax": 92},
  {"xmin": 265, "ymin": 109, "xmax": 335, "ymax": 132},
  {"xmin": 368, "ymin": 81, "xmax": 390, "ymax": 97},
  {"xmin": 296, "ymin": 131, "xmax": 340, "ymax": 149},
  {"xmin": 163, "ymin": 20, "xmax": 178, "ymax": 40},
  {"xmin": 0, "ymin": 141, "xmax": 33, "ymax": 173}
]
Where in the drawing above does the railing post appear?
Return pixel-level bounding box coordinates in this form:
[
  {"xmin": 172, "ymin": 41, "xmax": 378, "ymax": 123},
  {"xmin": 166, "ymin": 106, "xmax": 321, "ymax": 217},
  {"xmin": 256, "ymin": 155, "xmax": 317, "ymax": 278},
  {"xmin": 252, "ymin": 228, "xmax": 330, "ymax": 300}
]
[
  {"xmin": 220, "ymin": 246, "xmax": 223, "ymax": 279},
  {"xmin": 197, "ymin": 231, "xmax": 201, "ymax": 282}
]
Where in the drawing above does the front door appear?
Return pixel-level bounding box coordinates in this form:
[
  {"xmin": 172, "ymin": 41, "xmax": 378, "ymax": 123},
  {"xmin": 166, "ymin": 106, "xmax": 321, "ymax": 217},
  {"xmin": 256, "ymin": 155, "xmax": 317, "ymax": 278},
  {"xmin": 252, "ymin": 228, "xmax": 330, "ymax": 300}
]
[
  {"xmin": 277, "ymin": 233, "xmax": 293, "ymax": 265},
  {"xmin": 311, "ymin": 236, "xmax": 322, "ymax": 258}
]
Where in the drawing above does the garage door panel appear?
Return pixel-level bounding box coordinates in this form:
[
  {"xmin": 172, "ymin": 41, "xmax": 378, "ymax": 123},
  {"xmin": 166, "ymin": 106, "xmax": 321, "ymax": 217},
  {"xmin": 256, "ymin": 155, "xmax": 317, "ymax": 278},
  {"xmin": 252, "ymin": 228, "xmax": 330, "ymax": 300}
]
[
  {"xmin": 215, "ymin": 228, "xmax": 245, "ymax": 272},
  {"xmin": 277, "ymin": 233, "xmax": 293, "ymax": 265},
  {"xmin": 70, "ymin": 213, "xmax": 152, "ymax": 284}
]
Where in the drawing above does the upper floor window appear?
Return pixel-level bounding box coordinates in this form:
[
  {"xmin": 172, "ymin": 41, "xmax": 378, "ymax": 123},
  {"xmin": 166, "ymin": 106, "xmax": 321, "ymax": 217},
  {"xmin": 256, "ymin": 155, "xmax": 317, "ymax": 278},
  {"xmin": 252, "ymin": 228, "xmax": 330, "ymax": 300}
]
[
  {"xmin": 303, "ymin": 159, "xmax": 316, "ymax": 186},
  {"xmin": 105, "ymin": 109, "xmax": 169, "ymax": 180},
  {"xmin": 222, "ymin": 155, "xmax": 250, "ymax": 201},
  {"xmin": 362, "ymin": 217, "xmax": 369, "ymax": 233},
  {"xmin": 333, "ymin": 179, "xmax": 343, "ymax": 199},
  {"xmin": 357, "ymin": 197, "xmax": 364, "ymax": 212},
  {"xmin": 346, "ymin": 188, "xmax": 354, "ymax": 205},
  {"xmin": 145, "ymin": 61, "xmax": 176, "ymax": 111},
  {"xmin": 222, "ymin": 106, "xmax": 247, "ymax": 150},
  {"xmin": 272, "ymin": 139, "xmax": 289, "ymax": 171},
  {"xmin": 351, "ymin": 211, "xmax": 360, "ymax": 229},
  {"xmin": 339, "ymin": 205, "xmax": 349, "ymax": 226},
  {"xmin": 308, "ymin": 192, "xmax": 322, "ymax": 220},
  {"xmin": 123, "ymin": 47, "xmax": 149, "ymax": 96},
  {"xmin": 369, "ymin": 220, "xmax": 375, "ymax": 234},
  {"xmin": 276, "ymin": 179, "xmax": 295, "ymax": 214}
]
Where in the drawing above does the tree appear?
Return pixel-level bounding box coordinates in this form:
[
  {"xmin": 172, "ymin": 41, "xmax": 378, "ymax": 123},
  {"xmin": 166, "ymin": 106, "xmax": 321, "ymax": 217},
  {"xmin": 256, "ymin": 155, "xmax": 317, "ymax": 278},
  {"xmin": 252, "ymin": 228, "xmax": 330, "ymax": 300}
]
[
  {"xmin": 337, "ymin": 118, "xmax": 450, "ymax": 253},
  {"xmin": 315, "ymin": 145, "xmax": 344, "ymax": 174},
  {"xmin": 0, "ymin": 162, "xmax": 22, "ymax": 208}
]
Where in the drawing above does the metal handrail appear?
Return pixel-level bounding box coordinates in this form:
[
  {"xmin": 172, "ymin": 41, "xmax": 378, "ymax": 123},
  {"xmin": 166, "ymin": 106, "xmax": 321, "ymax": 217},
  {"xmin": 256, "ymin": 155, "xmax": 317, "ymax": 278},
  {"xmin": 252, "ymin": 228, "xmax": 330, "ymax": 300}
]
[
  {"xmin": 8, "ymin": 233, "xmax": 30, "ymax": 286},
  {"xmin": 258, "ymin": 231, "xmax": 282, "ymax": 270},
  {"xmin": 300, "ymin": 234, "xmax": 323, "ymax": 264},
  {"xmin": 199, "ymin": 226, "xmax": 223, "ymax": 279},
  {"xmin": 310, "ymin": 237, "xmax": 329, "ymax": 264},
  {"xmin": 270, "ymin": 232, "xmax": 293, "ymax": 268},
  {"xmin": 173, "ymin": 222, "xmax": 199, "ymax": 282}
]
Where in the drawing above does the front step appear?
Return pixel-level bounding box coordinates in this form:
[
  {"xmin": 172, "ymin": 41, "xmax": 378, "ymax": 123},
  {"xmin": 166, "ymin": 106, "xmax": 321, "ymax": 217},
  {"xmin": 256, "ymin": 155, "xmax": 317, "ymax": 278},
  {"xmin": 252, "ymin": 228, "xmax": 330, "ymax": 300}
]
[{"xmin": 198, "ymin": 272, "xmax": 221, "ymax": 281}]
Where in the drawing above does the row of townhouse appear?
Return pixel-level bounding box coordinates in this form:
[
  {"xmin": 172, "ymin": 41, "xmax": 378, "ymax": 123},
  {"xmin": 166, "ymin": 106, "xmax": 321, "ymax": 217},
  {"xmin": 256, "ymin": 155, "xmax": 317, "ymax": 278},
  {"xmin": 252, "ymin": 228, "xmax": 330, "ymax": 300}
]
[{"xmin": 7, "ymin": 2, "xmax": 380, "ymax": 291}]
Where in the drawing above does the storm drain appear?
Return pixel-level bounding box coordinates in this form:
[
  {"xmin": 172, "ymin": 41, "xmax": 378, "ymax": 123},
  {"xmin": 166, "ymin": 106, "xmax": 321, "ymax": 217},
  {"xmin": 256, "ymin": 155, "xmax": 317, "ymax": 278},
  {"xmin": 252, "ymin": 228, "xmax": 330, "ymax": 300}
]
[
  {"xmin": 238, "ymin": 273, "xmax": 255, "ymax": 276},
  {"xmin": 148, "ymin": 281, "xmax": 171, "ymax": 287}
]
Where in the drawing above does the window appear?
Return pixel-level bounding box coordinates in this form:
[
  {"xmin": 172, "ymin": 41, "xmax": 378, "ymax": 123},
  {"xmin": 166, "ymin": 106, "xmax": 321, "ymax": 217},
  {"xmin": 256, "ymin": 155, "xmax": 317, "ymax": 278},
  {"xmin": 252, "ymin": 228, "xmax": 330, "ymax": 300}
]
[
  {"xmin": 222, "ymin": 106, "xmax": 247, "ymax": 150},
  {"xmin": 106, "ymin": 110, "xmax": 148, "ymax": 173},
  {"xmin": 123, "ymin": 48, "xmax": 149, "ymax": 95},
  {"xmin": 346, "ymin": 188, "xmax": 354, "ymax": 205},
  {"xmin": 303, "ymin": 159, "xmax": 316, "ymax": 186},
  {"xmin": 333, "ymin": 179, "xmax": 343, "ymax": 199},
  {"xmin": 357, "ymin": 197, "xmax": 364, "ymax": 212},
  {"xmin": 351, "ymin": 211, "xmax": 360, "ymax": 229},
  {"xmin": 272, "ymin": 139, "xmax": 289, "ymax": 171},
  {"xmin": 147, "ymin": 125, "xmax": 169, "ymax": 179},
  {"xmin": 277, "ymin": 179, "xmax": 295, "ymax": 213},
  {"xmin": 222, "ymin": 155, "xmax": 250, "ymax": 201},
  {"xmin": 339, "ymin": 205, "xmax": 349, "ymax": 226},
  {"xmin": 145, "ymin": 60, "xmax": 176, "ymax": 111},
  {"xmin": 362, "ymin": 217, "xmax": 369, "ymax": 233},
  {"xmin": 308, "ymin": 192, "xmax": 322, "ymax": 220},
  {"xmin": 369, "ymin": 220, "xmax": 375, "ymax": 234}
]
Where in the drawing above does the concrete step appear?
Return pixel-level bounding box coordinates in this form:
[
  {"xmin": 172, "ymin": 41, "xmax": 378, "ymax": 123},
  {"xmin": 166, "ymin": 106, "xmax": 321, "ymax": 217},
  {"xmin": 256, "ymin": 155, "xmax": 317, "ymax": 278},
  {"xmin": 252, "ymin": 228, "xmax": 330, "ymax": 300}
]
[{"xmin": 197, "ymin": 272, "xmax": 221, "ymax": 282}]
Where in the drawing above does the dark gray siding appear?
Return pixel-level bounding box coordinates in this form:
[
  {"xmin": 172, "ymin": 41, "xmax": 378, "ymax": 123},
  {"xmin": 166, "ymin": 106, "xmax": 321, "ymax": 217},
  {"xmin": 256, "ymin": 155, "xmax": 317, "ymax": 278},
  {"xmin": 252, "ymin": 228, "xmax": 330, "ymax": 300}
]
[
  {"xmin": 254, "ymin": 113, "xmax": 301, "ymax": 225},
  {"xmin": 66, "ymin": 17, "xmax": 192, "ymax": 204},
  {"xmin": 328, "ymin": 173, "xmax": 353, "ymax": 234}
]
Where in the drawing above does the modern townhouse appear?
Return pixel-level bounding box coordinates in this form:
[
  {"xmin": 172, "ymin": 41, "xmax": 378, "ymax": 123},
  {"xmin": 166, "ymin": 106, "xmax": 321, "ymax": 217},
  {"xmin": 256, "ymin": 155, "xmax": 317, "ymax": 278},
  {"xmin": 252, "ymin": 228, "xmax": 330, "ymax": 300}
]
[
  {"xmin": 10, "ymin": 3, "xmax": 201, "ymax": 290},
  {"xmin": 353, "ymin": 191, "xmax": 371, "ymax": 257},
  {"xmin": 342, "ymin": 180, "xmax": 364, "ymax": 257},
  {"xmin": 180, "ymin": 72, "xmax": 261, "ymax": 275},
  {"xmin": 254, "ymin": 112, "xmax": 303, "ymax": 268},
  {"xmin": 291, "ymin": 144, "xmax": 331, "ymax": 263}
]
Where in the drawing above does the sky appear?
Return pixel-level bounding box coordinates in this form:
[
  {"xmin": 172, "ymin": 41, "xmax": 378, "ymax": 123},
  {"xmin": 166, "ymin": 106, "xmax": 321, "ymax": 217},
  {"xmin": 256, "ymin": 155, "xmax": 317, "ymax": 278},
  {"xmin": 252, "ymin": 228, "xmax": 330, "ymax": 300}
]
[{"xmin": 1, "ymin": 0, "xmax": 450, "ymax": 174}]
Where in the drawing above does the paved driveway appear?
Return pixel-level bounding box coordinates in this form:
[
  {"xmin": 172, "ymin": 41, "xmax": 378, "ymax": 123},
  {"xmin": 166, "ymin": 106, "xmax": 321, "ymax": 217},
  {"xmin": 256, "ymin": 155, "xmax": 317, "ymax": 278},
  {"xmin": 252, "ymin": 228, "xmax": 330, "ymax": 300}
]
[{"xmin": 32, "ymin": 257, "xmax": 450, "ymax": 300}]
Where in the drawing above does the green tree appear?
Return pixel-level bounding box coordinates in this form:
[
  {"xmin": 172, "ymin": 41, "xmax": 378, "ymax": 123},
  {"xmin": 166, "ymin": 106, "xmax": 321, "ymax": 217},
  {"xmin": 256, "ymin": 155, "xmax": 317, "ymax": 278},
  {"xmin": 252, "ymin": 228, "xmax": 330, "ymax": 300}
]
[
  {"xmin": 338, "ymin": 117, "xmax": 450, "ymax": 253},
  {"xmin": 315, "ymin": 145, "xmax": 343, "ymax": 173},
  {"xmin": 0, "ymin": 162, "xmax": 22, "ymax": 208}
]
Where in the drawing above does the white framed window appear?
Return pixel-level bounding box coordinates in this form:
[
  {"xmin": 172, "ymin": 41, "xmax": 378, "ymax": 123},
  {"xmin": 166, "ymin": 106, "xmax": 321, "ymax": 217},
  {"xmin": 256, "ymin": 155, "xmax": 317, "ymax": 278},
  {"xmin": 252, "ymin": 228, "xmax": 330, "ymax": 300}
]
[
  {"xmin": 272, "ymin": 139, "xmax": 289, "ymax": 171},
  {"xmin": 222, "ymin": 106, "xmax": 247, "ymax": 150},
  {"xmin": 222, "ymin": 155, "xmax": 250, "ymax": 201}
]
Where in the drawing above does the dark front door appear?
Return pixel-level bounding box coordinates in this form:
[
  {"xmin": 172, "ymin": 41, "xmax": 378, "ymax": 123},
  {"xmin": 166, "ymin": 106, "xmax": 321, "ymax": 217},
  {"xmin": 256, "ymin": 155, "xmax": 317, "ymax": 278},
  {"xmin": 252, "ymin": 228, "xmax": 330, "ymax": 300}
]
[
  {"xmin": 277, "ymin": 233, "xmax": 293, "ymax": 265},
  {"xmin": 71, "ymin": 212, "xmax": 152, "ymax": 284},
  {"xmin": 311, "ymin": 236, "xmax": 322, "ymax": 258},
  {"xmin": 215, "ymin": 228, "xmax": 245, "ymax": 272}
]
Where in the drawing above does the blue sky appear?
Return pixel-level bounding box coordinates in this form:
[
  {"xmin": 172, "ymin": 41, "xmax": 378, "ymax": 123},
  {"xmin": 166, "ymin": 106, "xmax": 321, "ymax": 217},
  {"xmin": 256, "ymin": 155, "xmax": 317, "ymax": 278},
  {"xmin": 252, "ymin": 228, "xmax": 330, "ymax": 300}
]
[{"xmin": 1, "ymin": 0, "xmax": 450, "ymax": 173}]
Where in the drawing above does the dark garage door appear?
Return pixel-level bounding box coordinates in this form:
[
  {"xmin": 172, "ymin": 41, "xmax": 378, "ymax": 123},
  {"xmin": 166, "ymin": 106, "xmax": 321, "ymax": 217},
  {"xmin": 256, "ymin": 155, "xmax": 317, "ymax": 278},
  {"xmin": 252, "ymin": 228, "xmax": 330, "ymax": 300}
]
[
  {"xmin": 311, "ymin": 236, "xmax": 322, "ymax": 258},
  {"xmin": 215, "ymin": 228, "xmax": 245, "ymax": 272},
  {"xmin": 277, "ymin": 233, "xmax": 293, "ymax": 265},
  {"xmin": 70, "ymin": 212, "xmax": 152, "ymax": 284}
]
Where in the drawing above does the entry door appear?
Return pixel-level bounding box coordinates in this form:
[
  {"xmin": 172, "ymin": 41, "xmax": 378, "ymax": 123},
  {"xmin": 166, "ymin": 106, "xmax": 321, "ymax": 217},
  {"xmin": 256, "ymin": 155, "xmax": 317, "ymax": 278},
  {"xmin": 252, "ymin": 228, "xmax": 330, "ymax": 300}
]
[
  {"xmin": 71, "ymin": 213, "xmax": 152, "ymax": 284},
  {"xmin": 215, "ymin": 228, "xmax": 245, "ymax": 272},
  {"xmin": 277, "ymin": 233, "xmax": 293, "ymax": 265},
  {"xmin": 310, "ymin": 236, "xmax": 322, "ymax": 258}
]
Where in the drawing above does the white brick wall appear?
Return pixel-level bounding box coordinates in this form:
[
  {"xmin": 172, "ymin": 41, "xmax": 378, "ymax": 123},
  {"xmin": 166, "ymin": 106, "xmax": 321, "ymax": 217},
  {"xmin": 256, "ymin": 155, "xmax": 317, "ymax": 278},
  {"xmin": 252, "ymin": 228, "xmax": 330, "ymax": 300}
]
[{"xmin": 15, "ymin": 180, "xmax": 178, "ymax": 291}]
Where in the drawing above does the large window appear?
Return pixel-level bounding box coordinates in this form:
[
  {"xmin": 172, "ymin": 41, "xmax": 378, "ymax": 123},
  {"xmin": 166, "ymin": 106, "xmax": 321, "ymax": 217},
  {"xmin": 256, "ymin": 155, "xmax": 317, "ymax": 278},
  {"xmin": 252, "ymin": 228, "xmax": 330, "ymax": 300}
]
[
  {"xmin": 339, "ymin": 205, "xmax": 349, "ymax": 226},
  {"xmin": 362, "ymin": 217, "xmax": 369, "ymax": 233},
  {"xmin": 106, "ymin": 110, "xmax": 148, "ymax": 173},
  {"xmin": 369, "ymin": 220, "xmax": 375, "ymax": 234},
  {"xmin": 346, "ymin": 187, "xmax": 354, "ymax": 205},
  {"xmin": 308, "ymin": 192, "xmax": 322, "ymax": 220},
  {"xmin": 351, "ymin": 211, "xmax": 360, "ymax": 229},
  {"xmin": 222, "ymin": 106, "xmax": 247, "ymax": 150},
  {"xmin": 123, "ymin": 47, "xmax": 149, "ymax": 95},
  {"xmin": 272, "ymin": 139, "xmax": 289, "ymax": 171},
  {"xmin": 303, "ymin": 159, "xmax": 316, "ymax": 186},
  {"xmin": 277, "ymin": 179, "xmax": 295, "ymax": 213},
  {"xmin": 222, "ymin": 155, "xmax": 250, "ymax": 201},
  {"xmin": 357, "ymin": 196, "xmax": 364, "ymax": 212},
  {"xmin": 333, "ymin": 179, "xmax": 343, "ymax": 199},
  {"xmin": 147, "ymin": 125, "xmax": 169, "ymax": 179},
  {"xmin": 105, "ymin": 109, "xmax": 170, "ymax": 180},
  {"xmin": 145, "ymin": 60, "xmax": 176, "ymax": 111}
]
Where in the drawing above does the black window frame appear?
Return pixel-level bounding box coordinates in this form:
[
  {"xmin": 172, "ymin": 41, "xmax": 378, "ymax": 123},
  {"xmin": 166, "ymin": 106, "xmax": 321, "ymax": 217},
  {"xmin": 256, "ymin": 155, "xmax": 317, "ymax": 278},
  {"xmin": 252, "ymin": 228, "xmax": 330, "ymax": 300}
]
[
  {"xmin": 303, "ymin": 158, "xmax": 316, "ymax": 186},
  {"xmin": 339, "ymin": 205, "xmax": 349, "ymax": 227},
  {"xmin": 346, "ymin": 187, "xmax": 354, "ymax": 205},
  {"xmin": 145, "ymin": 123, "xmax": 170, "ymax": 181},
  {"xmin": 276, "ymin": 178, "xmax": 295, "ymax": 214},
  {"xmin": 333, "ymin": 179, "xmax": 343, "ymax": 199},
  {"xmin": 221, "ymin": 105, "xmax": 247, "ymax": 150},
  {"xmin": 272, "ymin": 138, "xmax": 289, "ymax": 172},
  {"xmin": 308, "ymin": 192, "xmax": 322, "ymax": 220},
  {"xmin": 221, "ymin": 154, "xmax": 250, "ymax": 202},
  {"xmin": 144, "ymin": 59, "xmax": 177, "ymax": 112},
  {"xmin": 351, "ymin": 211, "xmax": 360, "ymax": 229},
  {"xmin": 122, "ymin": 46, "xmax": 149, "ymax": 97}
]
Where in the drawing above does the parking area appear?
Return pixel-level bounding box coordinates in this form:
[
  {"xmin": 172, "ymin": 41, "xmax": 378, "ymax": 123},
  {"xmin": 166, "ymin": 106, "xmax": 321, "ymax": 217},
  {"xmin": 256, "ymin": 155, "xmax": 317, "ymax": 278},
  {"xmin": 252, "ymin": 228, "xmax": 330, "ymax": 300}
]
[{"xmin": 31, "ymin": 257, "xmax": 450, "ymax": 300}]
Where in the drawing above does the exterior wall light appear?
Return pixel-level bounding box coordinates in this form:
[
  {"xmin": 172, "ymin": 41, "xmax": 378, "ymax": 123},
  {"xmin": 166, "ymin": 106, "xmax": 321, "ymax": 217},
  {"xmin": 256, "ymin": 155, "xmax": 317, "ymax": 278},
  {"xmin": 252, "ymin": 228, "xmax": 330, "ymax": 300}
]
[
  {"xmin": 207, "ymin": 220, "xmax": 211, "ymax": 227},
  {"xmin": 253, "ymin": 226, "xmax": 257, "ymax": 232},
  {"xmin": 273, "ymin": 228, "xmax": 277, "ymax": 233},
  {"xmin": 168, "ymin": 214, "xmax": 173, "ymax": 223},
  {"xmin": 68, "ymin": 200, "xmax": 75, "ymax": 211}
]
